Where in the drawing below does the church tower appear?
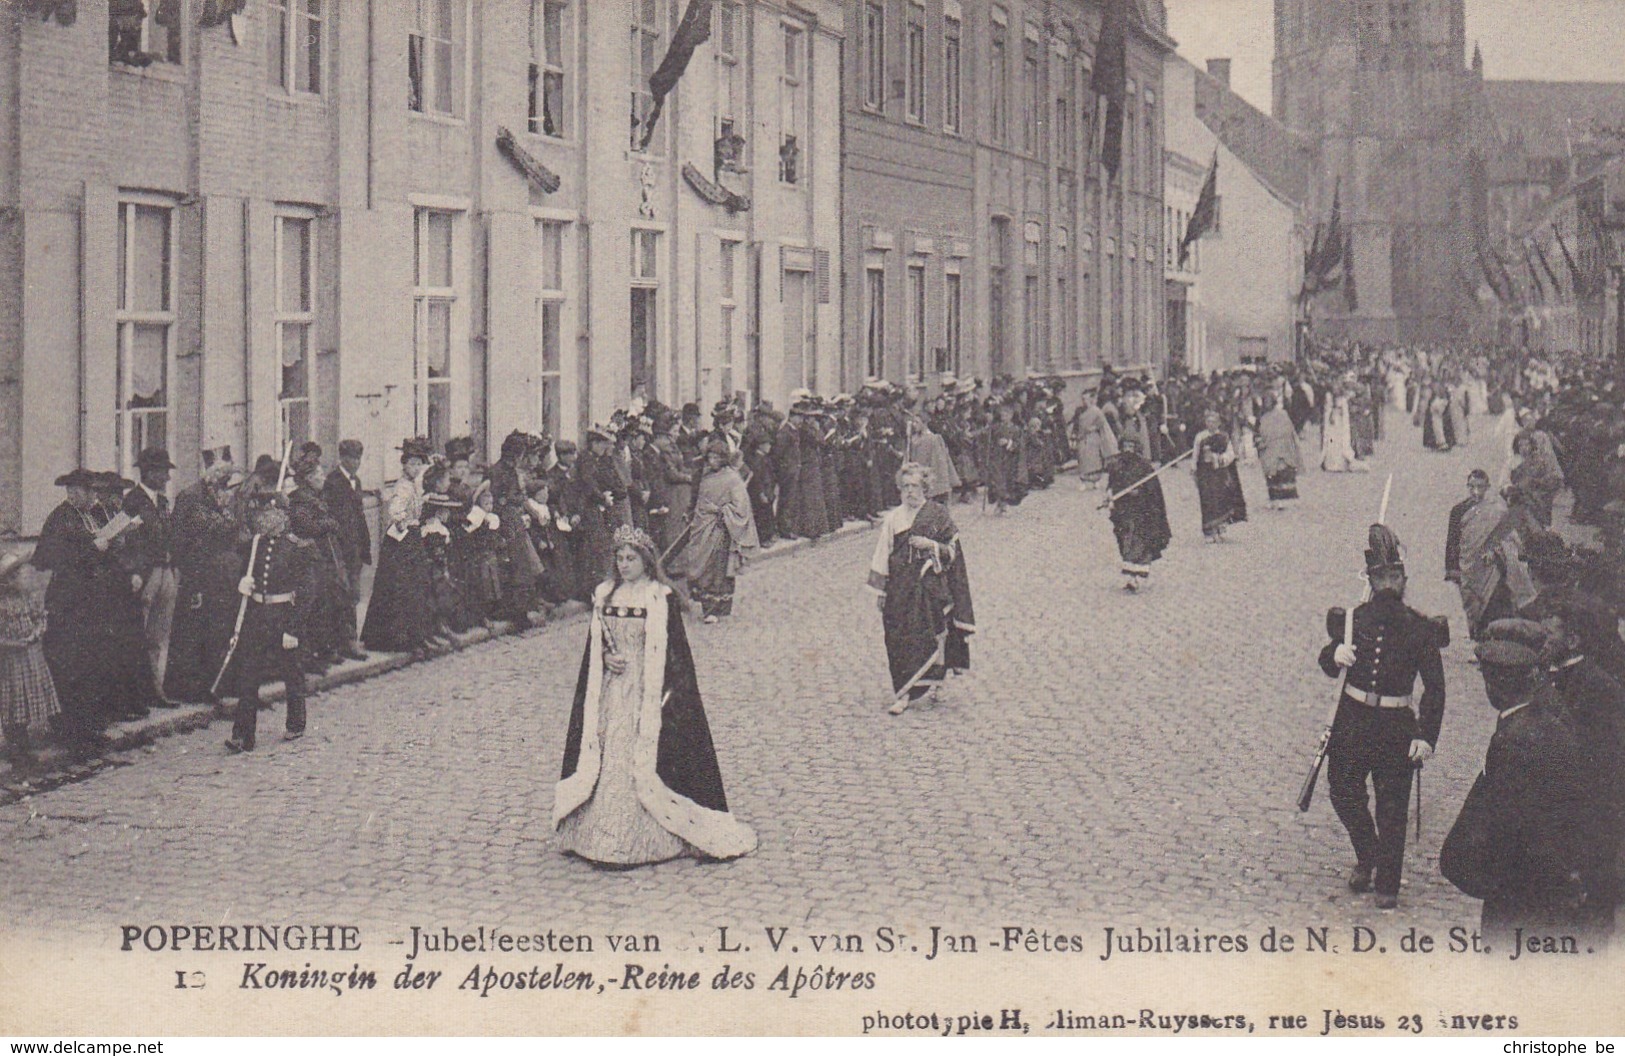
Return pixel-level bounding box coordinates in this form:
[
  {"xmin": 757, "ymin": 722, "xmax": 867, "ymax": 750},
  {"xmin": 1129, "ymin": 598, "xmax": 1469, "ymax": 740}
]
[{"xmin": 1272, "ymin": 0, "xmax": 1480, "ymax": 343}]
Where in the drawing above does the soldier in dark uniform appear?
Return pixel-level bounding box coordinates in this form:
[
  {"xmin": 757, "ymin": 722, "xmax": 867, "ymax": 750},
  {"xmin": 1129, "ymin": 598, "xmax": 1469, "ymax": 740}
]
[
  {"xmin": 1441, "ymin": 618, "xmax": 1617, "ymax": 949},
  {"xmin": 224, "ymin": 501, "xmax": 309, "ymax": 754},
  {"xmin": 1319, "ymin": 524, "xmax": 1448, "ymax": 908}
]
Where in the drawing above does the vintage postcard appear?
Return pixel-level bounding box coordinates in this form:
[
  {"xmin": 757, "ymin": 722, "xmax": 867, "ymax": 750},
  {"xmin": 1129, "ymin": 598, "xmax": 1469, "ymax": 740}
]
[{"xmin": 1, "ymin": 0, "xmax": 1623, "ymax": 1039}]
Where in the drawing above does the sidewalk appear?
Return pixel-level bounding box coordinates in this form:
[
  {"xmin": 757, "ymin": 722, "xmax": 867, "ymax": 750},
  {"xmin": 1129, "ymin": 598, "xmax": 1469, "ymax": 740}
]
[{"xmin": 0, "ymin": 519, "xmax": 873, "ymax": 803}]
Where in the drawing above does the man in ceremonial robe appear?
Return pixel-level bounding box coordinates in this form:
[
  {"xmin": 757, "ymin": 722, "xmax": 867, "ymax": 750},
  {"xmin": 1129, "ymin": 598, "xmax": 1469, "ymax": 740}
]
[{"xmin": 1104, "ymin": 433, "xmax": 1171, "ymax": 591}]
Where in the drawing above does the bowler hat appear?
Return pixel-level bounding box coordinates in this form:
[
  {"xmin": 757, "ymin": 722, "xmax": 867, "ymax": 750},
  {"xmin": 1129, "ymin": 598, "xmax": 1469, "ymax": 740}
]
[
  {"xmin": 135, "ymin": 447, "xmax": 176, "ymax": 471},
  {"xmin": 54, "ymin": 468, "xmax": 99, "ymax": 488},
  {"xmin": 398, "ymin": 437, "xmax": 433, "ymax": 461}
]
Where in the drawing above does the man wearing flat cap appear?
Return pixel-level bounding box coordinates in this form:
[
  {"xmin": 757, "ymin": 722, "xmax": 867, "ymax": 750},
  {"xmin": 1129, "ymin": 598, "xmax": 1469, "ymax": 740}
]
[
  {"xmin": 1319, "ymin": 524, "xmax": 1449, "ymax": 909},
  {"xmin": 1441, "ymin": 618, "xmax": 1618, "ymax": 949},
  {"xmin": 120, "ymin": 448, "xmax": 179, "ymax": 695}
]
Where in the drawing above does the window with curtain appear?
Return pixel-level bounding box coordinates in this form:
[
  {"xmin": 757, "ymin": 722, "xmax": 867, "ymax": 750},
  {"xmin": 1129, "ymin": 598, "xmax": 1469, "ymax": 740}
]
[
  {"xmin": 409, "ymin": 0, "xmax": 460, "ymax": 116},
  {"xmin": 943, "ymin": 13, "xmax": 962, "ymax": 133},
  {"xmin": 537, "ymin": 219, "xmax": 570, "ymax": 437},
  {"xmin": 529, "ymin": 0, "xmax": 571, "ymax": 137},
  {"xmin": 630, "ymin": 0, "xmax": 666, "ymax": 151},
  {"xmin": 414, "ymin": 209, "xmax": 457, "ymax": 450},
  {"xmin": 276, "ymin": 214, "xmax": 316, "ymax": 451},
  {"xmin": 115, "ymin": 199, "xmax": 176, "ymax": 475},
  {"xmin": 268, "ymin": 0, "xmax": 323, "ymax": 93}
]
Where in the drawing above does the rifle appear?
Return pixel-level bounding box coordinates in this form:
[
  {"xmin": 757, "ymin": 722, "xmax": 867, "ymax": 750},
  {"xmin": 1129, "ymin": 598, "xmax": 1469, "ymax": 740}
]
[
  {"xmin": 1298, "ymin": 473, "xmax": 1393, "ymax": 813},
  {"xmin": 211, "ymin": 532, "xmax": 262, "ymax": 697}
]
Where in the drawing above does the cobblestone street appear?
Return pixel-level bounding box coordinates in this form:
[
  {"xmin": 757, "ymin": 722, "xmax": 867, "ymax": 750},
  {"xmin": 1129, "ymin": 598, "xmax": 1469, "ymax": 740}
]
[{"xmin": 0, "ymin": 420, "xmax": 1518, "ymax": 943}]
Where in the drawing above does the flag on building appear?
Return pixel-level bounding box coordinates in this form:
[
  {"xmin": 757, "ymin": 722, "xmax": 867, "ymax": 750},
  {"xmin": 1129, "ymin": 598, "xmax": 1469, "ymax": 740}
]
[
  {"xmin": 1475, "ymin": 243, "xmax": 1507, "ymax": 303},
  {"xmin": 1532, "ymin": 237, "xmax": 1563, "ymax": 300},
  {"xmin": 640, "ymin": 0, "xmax": 714, "ymax": 150},
  {"xmin": 1179, "ymin": 152, "xmax": 1218, "ymax": 266},
  {"xmin": 1524, "ymin": 250, "xmax": 1547, "ymax": 305},
  {"xmin": 1342, "ymin": 232, "xmax": 1357, "ymax": 311},
  {"xmin": 1313, "ymin": 183, "xmax": 1344, "ymax": 283},
  {"xmin": 1553, "ymin": 223, "xmax": 1584, "ymax": 297},
  {"xmin": 1091, "ymin": 0, "xmax": 1129, "ymax": 181},
  {"xmin": 1300, "ymin": 223, "xmax": 1324, "ymax": 298}
]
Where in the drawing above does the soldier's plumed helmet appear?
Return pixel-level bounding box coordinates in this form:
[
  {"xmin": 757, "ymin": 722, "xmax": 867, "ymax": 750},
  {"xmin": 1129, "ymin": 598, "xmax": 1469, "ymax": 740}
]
[
  {"xmin": 1364, "ymin": 524, "xmax": 1405, "ymax": 576},
  {"xmin": 1475, "ymin": 618, "xmax": 1548, "ymax": 670}
]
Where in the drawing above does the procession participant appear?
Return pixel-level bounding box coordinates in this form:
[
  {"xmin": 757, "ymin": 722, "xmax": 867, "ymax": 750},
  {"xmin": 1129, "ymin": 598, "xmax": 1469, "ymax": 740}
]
[
  {"xmin": 648, "ymin": 414, "xmax": 695, "ymax": 557},
  {"xmin": 90, "ymin": 470, "xmax": 164, "ymax": 720},
  {"xmin": 678, "ymin": 440, "xmax": 759, "ymax": 624},
  {"xmin": 904, "ymin": 413, "xmax": 961, "ymax": 506},
  {"xmin": 545, "ymin": 440, "xmax": 588, "ymax": 604},
  {"xmin": 1104, "ymin": 432, "xmax": 1171, "ymax": 593},
  {"xmin": 119, "ymin": 447, "xmax": 179, "ymax": 694},
  {"xmin": 1520, "ymin": 533, "xmax": 1625, "ymax": 683},
  {"xmin": 0, "ymin": 538, "xmax": 59, "ymax": 767},
  {"xmin": 1510, "ymin": 428, "xmax": 1564, "ymax": 528},
  {"xmin": 287, "ymin": 444, "xmax": 353, "ymax": 673},
  {"xmin": 1072, "ymin": 389, "xmax": 1118, "ymax": 490},
  {"xmin": 867, "ymin": 463, "xmax": 975, "ymax": 716},
  {"xmin": 1440, "ymin": 618, "xmax": 1616, "ymax": 950},
  {"xmin": 418, "ymin": 473, "xmax": 469, "ymax": 639},
  {"xmin": 320, "ymin": 440, "xmax": 371, "ymax": 661},
  {"xmin": 798, "ymin": 396, "xmax": 833, "ymax": 539},
  {"xmin": 817, "ymin": 401, "xmax": 844, "ymax": 533},
  {"xmin": 487, "ymin": 431, "xmax": 544, "ymax": 625},
  {"xmin": 1024, "ymin": 414, "xmax": 1055, "ymax": 490},
  {"xmin": 574, "ymin": 425, "xmax": 622, "ymax": 588},
  {"xmin": 166, "ymin": 451, "xmax": 246, "ymax": 703},
  {"xmin": 742, "ymin": 406, "xmax": 780, "ymax": 544},
  {"xmin": 1318, "ymin": 524, "xmax": 1448, "ymax": 909},
  {"xmin": 1445, "ymin": 471, "xmax": 1535, "ymax": 640},
  {"xmin": 1116, "ymin": 381, "xmax": 1154, "ymax": 463},
  {"xmin": 360, "ymin": 438, "xmax": 436, "ymax": 654},
  {"xmin": 34, "ymin": 469, "xmax": 121, "ymax": 751},
  {"xmin": 1255, "ymin": 392, "xmax": 1304, "ymax": 510},
  {"xmin": 224, "ymin": 501, "xmax": 310, "ymax": 754},
  {"xmin": 1191, "ymin": 410, "xmax": 1247, "ymax": 543},
  {"xmin": 554, "ymin": 525, "xmax": 757, "ymax": 868},
  {"xmin": 983, "ymin": 398, "xmax": 1025, "ymax": 514}
]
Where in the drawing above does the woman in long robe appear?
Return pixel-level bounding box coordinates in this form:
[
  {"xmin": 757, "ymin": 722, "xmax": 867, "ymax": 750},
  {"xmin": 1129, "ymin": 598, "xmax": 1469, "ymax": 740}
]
[
  {"xmin": 1454, "ymin": 492, "xmax": 1538, "ymax": 639},
  {"xmin": 867, "ymin": 464, "xmax": 975, "ymax": 716},
  {"xmin": 1072, "ymin": 393, "xmax": 1118, "ymax": 488},
  {"xmin": 554, "ymin": 530, "xmax": 757, "ymax": 868},
  {"xmin": 1510, "ymin": 429, "xmax": 1564, "ymax": 528},
  {"xmin": 983, "ymin": 402, "xmax": 1026, "ymax": 513},
  {"xmin": 1191, "ymin": 412, "xmax": 1248, "ymax": 542},
  {"xmin": 1255, "ymin": 397, "xmax": 1304, "ymax": 508},
  {"xmin": 360, "ymin": 440, "xmax": 436, "ymax": 652},
  {"xmin": 1321, "ymin": 389, "xmax": 1361, "ymax": 472},
  {"xmin": 1105, "ymin": 434, "xmax": 1171, "ymax": 591},
  {"xmin": 678, "ymin": 443, "xmax": 759, "ymax": 623}
]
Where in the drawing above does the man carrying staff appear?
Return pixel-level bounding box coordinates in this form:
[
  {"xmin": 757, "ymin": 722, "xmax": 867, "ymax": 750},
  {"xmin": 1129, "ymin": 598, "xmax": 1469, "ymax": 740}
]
[
  {"xmin": 1318, "ymin": 524, "xmax": 1448, "ymax": 909},
  {"xmin": 1103, "ymin": 432, "xmax": 1171, "ymax": 592}
]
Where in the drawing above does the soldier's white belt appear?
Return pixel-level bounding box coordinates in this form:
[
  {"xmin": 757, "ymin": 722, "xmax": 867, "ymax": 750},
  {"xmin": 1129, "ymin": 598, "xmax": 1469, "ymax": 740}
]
[
  {"xmin": 250, "ymin": 592, "xmax": 296, "ymax": 605},
  {"xmin": 1345, "ymin": 688, "xmax": 1413, "ymax": 709}
]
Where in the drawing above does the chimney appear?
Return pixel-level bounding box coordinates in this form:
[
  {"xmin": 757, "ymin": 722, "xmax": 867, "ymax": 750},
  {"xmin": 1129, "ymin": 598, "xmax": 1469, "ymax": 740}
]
[{"xmin": 1206, "ymin": 58, "xmax": 1232, "ymax": 89}]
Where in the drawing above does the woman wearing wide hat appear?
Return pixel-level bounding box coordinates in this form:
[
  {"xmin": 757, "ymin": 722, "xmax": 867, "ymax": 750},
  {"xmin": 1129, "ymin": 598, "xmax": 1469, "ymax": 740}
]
[{"xmin": 360, "ymin": 438, "xmax": 437, "ymax": 653}]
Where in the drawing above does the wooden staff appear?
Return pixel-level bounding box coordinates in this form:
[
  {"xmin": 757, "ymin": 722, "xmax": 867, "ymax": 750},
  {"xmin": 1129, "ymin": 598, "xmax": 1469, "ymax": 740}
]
[{"xmin": 1097, "ymin": 447, "xmax": 1195, "ymax": 510}]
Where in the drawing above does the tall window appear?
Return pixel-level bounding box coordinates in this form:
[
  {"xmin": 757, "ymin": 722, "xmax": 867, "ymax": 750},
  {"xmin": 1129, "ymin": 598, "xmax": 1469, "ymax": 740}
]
[
  {"xmin": 990, "ymin": 218, "xmax": 1009, "ymax": 368},
  {"xmin": 630, "ymin": 0, "xmax": 666, "ymax": 151},
  {"xmin": 529, "ymin": 0, "xmax": 570, "ymax": 137},
  {"xmin": 906, "ymin": 263, "xmax": 926, "ymax": 380},
  {"xmin": 719, "ymin": 240, "xmax": 739, "ymax": 397},
  {"xmin": 537, "ymin": 219, "xmax": 569, "ymax": 437},
  {"xmin": 413, "ymin": 209, "xmax": 456, "ymax": 450},
  {"xmin": 1023, "ymin": 34, "xmax": 1040, "ymax": 154},
  {"xmin": 1143, "ymin": 92, "xmax": 1157, "ymax": 194},
  {"xmin": 1055, "ymin": 58, "xmax": 1073, "ymax": 166},
  {"xmin": 109, "ymin": 0, "xmax": 183, "ymax": 66},
  {"xmin": 1056, "ymin": 272, "xmax": 1073, "ymax": 369},
  {"xmin": 862, "ymin": 1, "xmax": 885, "ymax": 111},
  {"xmin": 630, "ymin": 229, "xmax": 660, "ymax": 398},
  {"xmin": 865, "ymin": 263, "xmax": 886, "ymax": 379},
  {"xmin": 943, "ymin": 11, "xmax": 962, "ymax": 134},
  {"xmin": 942, "ymin": 269, "xmax": 962, "ymax": 374},
  {"xmin": 989, "ymin": 11, "xmax": 1008, "ymax": 143},
  {"xmin": 780, "ymin": 23, "xmax": 805, "ymax": 184},
  {"xmin": 275, "ymin": 214, "xmax": 316, "ymax": 451},
  {"xmin": 1025, "ymin": 273, "xmax": 1041, "ymax": 370},
  {"xmin": 715, "ymin": 1, "xmax": 742, "ymax": 143},
  {"xmin": 268, "ymin": 0, "xmax": 322, "ymax": 93},
  {"xmin": 409, "ymin": 0, "xmax": 460, "ymax": 116},
  {"xmin": 115, "ymin": 199, "xmax": 175, "ymax": 474},
  {"xmin": 905, "ymin": 1, "xmax": 926, "ymax": 123}
]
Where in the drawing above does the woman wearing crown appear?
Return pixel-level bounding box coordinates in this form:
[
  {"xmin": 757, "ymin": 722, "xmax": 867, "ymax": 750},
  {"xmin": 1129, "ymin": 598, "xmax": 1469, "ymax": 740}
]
[{"xmin": 554, "ymin": 524, "xmax": 757, "ymax": 867}]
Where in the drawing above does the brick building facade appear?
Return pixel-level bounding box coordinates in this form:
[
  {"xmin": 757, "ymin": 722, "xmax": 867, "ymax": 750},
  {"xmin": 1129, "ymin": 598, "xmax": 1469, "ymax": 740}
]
[
  {"xmin": 0, "ymin": 0, "xmax": 842, "ymax": 534},
  {"xmin": 840, "ymin": 0, "xmax": 1173, "ymax": 397}
]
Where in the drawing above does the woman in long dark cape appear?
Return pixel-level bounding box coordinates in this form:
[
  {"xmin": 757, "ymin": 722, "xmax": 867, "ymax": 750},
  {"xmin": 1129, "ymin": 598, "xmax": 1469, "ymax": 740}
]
[
  {"xmin": 1191, "ymin": 412, "xmax": 1248, "ymax": 542},
  {"xmin": 868, "ymin": 464, "xmax": 976, "ymax": 716},
  {"xmin": 361, "ymin": 440, "xmax": 436, "ymax": 652},
  {"xmin": 555, "ymin": 528, "xmax": 756, "ymax": 867},
  {"xmin": 1105, "ymin": 435, "xmax": 1171, "ymax": 591}
]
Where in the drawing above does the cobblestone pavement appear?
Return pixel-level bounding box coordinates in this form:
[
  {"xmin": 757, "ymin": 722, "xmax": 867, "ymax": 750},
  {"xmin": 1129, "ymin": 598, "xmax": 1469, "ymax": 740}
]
[{"xmin": 0, "ymin": 418, "xmax": 1530, "ymax": 943}]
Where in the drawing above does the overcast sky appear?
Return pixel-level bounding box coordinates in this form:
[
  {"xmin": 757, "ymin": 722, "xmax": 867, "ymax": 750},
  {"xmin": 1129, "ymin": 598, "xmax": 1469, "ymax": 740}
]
[{"xmin": 1165, "ymin": 0, "xmax": 1625, "ymax": 114}]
